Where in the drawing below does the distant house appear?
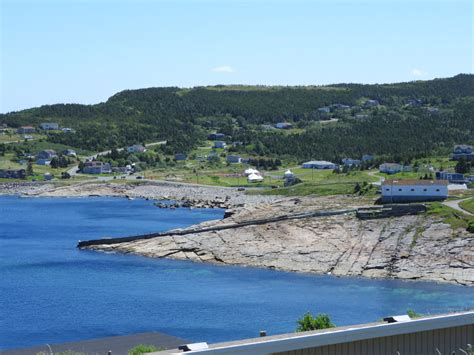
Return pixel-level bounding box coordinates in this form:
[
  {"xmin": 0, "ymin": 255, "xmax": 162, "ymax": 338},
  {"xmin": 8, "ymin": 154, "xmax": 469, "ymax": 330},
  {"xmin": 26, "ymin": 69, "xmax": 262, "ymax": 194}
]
[
  {"xmin": 426, "ymin": 107, "xmax": 439, "ymax": 114},
  {"xmin": 40, "ymin": 122, "xmax": 59, "ymax": 130},
  {"xmin": 127, "ymin": 144, "xmax": 146, "ymax": 153},
  {"xmin": 17, "ymin": 126, "xmax": 35, "ymax": 134},
  {"xmin": 407, "ymin": 99, "xmax": 423, "ymax": 107},
  {"xmin": 342, "ymin": 158, "xmax": 361, "ymax": 167},
  {"xmin": 355, "ymin": 114, "xmax": 369, "ymax": 120},
  {"xmin": 23, "ymin": 135, "xmax": 34, "ymax": 140},
  {"xmin": 44, "ymin": 173, "xmax": 53, "ymax": 181},
  {"xmin": 302, "ymin": 160, "xmax": 337, "ymax": 169},
  {"xmin": 174, "ymin": 153, "xmax": 187, "ymax": 161},
  {"xmin": 275, "ymin": 122, "xmax": 293, "ymax": 129},
  {"xmin": 232, "ymin": 141, "xmax": 243, "ymax": 147},
  {"xmin": 82, "ymin": 161, "xmax": 112, "ymax": 174},
  {"xmin": 436, "ymin": 171, "xmax": 468, "ymax": 184},
  {"xmin": 330, "ymin": 103, "xmax": 350, "ymax": 110},
  {"xmin": 260, "ymin": 124, "xmax": 275, "ymax": 131},
  {"xmin": 63, "ymin": 149, "xmax": 77, "ymax": 157},
  {"xmin": 208, "ymin": 133, "xmax": 226, "ymax": 140},
  {"xmin": 36, "ymin": 159, "xmax": 51, "ymax": 166},
  {"xmin": 451, "ymin": 145, "xmax": 474, "ymax": 161},
  {"xmin": 61, "ymin": 127, "xmax": 75, "ymax": 133},
  {"xmin": 362, "ymin": 154, "xmax": 374, "ymax": 162},
  {"xmin": 0, "ymin": 169, "xmax": 26, "ymax": 179},
  {"xmin": 381, "ymin": 179, "xmax": 448, "ymax": 203},
  {"xmin": 364, "ymin": 99, "xmax": 380, "ymax": 108},
  {"xmin": 37, "ymin": 150, "xmax": 57, "ymax": 160},
  {"xmin": 207, "ymin": 151, "xmax": 220, "ymax": 162},
  {"xmin": 318, "ymin": 107, "xmax": 331, "ymax": 113},
  {"xmin": 226, "ymin": 155, "xmax": 242, "ymax": 164},
  {"xmin": 379, "ymin": 163, "xmax": 402, "ymax": 174},
  {"xmin": 213, "ymin": 141, "xmax": 226, "ymax": 149}
]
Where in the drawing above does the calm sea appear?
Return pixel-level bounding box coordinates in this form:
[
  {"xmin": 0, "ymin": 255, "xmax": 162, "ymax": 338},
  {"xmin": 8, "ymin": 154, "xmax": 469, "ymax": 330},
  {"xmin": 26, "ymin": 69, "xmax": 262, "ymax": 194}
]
[{"xmin": 0, "ymin": 196, "xmax": 472, "ymax": 350}]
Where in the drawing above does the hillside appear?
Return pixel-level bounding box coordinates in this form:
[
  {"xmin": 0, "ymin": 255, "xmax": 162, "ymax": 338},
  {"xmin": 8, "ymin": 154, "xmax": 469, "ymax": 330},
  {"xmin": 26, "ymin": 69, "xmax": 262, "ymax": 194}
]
[{"xmin": 1, "ymin": 74, "xmax": 473, "ymax": 162}]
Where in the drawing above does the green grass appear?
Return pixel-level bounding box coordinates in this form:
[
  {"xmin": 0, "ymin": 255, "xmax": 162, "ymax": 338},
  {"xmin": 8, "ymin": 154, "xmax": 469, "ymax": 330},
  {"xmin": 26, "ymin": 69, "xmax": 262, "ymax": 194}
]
[
  {"xmin": 426, "ymin": 202, "xmax": 472, "ymax": 230},
  {"xmin": 459, "ymin": 198, "xmax": 474, "ymax": 214}
]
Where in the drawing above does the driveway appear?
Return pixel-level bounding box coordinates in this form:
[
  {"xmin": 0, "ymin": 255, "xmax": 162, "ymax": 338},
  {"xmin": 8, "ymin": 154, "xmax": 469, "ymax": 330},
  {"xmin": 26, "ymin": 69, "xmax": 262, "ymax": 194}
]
[{"xmin": 442, "ymin": 198, "xmax": 474, "ymax": 216}]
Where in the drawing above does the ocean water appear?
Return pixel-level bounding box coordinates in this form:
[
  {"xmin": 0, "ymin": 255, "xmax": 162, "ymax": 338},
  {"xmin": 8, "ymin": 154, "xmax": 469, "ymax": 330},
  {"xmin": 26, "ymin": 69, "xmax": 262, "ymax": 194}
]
[{"xmin": 0, "ymin": 195, "xmax": 473, "ymax": 350}]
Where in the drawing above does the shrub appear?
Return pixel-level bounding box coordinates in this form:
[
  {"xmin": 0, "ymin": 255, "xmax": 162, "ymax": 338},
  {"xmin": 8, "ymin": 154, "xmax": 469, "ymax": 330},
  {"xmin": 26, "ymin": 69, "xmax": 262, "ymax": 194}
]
[
  {"xmin": 296, "ymin": 312, "xmax": 335, "ymax": 332},
  {"xmin": 467, "ymin": 220, "xmax": 474, "ymax": 233},
  {"xmin": 128, "ymin": 344, "xmax": 159, "ymax": 355}
]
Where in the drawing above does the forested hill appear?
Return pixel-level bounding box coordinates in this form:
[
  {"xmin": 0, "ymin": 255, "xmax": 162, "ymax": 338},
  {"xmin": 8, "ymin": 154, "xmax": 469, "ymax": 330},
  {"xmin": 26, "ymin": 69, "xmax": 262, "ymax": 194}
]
[{"xmin": 1, "ymin": 74, "xmax": 473, "ymax": 162}]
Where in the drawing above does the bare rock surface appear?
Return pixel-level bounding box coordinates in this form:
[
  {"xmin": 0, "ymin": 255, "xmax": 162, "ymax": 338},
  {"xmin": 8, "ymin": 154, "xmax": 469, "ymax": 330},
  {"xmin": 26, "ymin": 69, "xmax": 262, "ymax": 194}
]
[{"xmin": 86, "ymin": 196, "xmax": 474, "ymax": 285}]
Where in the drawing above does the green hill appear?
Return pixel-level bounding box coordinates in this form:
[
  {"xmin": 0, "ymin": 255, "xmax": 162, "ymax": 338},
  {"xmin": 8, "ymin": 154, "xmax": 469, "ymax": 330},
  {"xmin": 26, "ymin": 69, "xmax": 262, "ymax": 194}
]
[{"xmin": 1, "ymin": 74, "xmax": 473, "ymax": 162}]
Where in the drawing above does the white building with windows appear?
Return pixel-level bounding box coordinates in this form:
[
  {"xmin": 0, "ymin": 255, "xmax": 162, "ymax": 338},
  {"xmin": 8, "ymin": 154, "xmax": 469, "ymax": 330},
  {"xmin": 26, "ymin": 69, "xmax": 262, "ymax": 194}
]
[{"xmin": 381, "ymin": 179, "xmax": 448, "ymax": 203}]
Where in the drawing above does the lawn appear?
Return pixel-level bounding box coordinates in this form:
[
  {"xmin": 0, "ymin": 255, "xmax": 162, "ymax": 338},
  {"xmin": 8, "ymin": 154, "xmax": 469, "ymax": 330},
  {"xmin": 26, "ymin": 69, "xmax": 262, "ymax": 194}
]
[
  {"xmin": 426, "ymin": 202, "xmax": 472, "ymax": 230},
  {"xmin": 459, "ymin": 198, "xmax": 474, "ymax": 214}
]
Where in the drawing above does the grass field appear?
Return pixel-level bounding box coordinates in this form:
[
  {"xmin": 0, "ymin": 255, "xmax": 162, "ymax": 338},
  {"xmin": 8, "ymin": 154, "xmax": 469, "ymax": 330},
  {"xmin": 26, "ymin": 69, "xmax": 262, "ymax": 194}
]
[
  {"xmin": 459, "ymin": 198, "xmax": 474, "ymax": 214},
  {"xmin": 426, "ymin": 202, "xmax": 473, "ymax": 230}
]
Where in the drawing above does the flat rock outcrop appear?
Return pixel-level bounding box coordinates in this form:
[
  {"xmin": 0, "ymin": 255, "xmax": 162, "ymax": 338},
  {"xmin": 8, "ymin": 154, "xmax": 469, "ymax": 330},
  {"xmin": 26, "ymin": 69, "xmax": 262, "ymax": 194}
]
[{"xmin": 86, "ymin": 196, "xmax": 474, "ymax": 285}]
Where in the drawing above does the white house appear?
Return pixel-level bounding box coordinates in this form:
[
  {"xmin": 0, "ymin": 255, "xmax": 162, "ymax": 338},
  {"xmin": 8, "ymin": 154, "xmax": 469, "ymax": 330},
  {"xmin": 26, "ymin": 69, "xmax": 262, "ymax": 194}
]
[
  {"xmin": 379, "ymin": 163, "xmax": 402, "ymax": 174},
  {"xmin": 247, "ymin": 173, "xmax": 264, "ymax": 183},
  {"xmin": 40, "ymin": 122, "xmax": 59, "ymax": 130},
  {"xmin": 275, "ymin": 122, "xmax": 293, "ymax": 129},
  {"xmin": 302, "ymin": 160, "xmax": 337, "ymax": 169},
  {"xmin": 381, "ymin": 179, "xmax": 448, "ymax": 203}
]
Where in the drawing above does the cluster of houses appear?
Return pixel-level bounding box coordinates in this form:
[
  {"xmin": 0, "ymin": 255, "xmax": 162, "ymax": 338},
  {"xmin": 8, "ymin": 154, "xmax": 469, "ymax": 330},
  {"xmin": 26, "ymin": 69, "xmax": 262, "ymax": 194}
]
[
  {"xmin": 16, "ymin": 122, "xmax": 75, "ymax": 135},
  {"xmin": 301, "ymin": 155, "xmax": 374, "ymax": 170}
]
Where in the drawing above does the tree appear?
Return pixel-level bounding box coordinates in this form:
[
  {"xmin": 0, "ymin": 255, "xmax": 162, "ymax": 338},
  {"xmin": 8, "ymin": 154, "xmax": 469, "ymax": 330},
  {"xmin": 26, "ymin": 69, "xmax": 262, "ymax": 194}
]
[
  {"xmin": 455, "ymin": 158, "xmax": 471, "ymax": 174},
  {"xmin": 26, "ymin": 162, "xmax": 34, "ymax": 176},
  {"xmin": 296, "ymin": 312, "xmax": 335, "ymax": 332}
]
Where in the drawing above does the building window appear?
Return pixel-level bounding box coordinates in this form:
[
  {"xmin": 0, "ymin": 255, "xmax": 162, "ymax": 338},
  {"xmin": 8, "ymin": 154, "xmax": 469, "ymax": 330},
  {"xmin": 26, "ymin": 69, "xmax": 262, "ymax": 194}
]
[
  {"xmin": 436, "ymin": 189, "xmax": 440, "ymax": 192},
  {"xmin": 385, "ymin": 188, "xmax": 390, "ymax": 192},
  {"xmin": 423, "ymin": 189, "xmax": 427, "ymax": 191},
  {"xmin": 398, "ymin": 188, "xmax": 402, "ymax": 191},
  {"xmin": 411, "ymin": 188, "xmax": 415, "ymax": 191}
]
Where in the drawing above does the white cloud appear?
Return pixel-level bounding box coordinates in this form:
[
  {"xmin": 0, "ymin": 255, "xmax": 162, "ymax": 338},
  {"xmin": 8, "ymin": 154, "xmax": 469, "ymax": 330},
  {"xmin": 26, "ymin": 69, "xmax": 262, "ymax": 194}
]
[
  {"xmin": 411, "ymin": 68, "xmax": 426, "ymax": 77},
  {"xmin": 211, "ymin": 65, "xmax": 234, "ymax": 73}
]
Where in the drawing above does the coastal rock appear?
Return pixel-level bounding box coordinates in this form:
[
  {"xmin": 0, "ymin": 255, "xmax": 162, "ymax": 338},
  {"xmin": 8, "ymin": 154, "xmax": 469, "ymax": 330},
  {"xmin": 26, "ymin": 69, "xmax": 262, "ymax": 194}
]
[{"xmin": 87, "ymin": 196, "xmax": 474, "ymax": 286}]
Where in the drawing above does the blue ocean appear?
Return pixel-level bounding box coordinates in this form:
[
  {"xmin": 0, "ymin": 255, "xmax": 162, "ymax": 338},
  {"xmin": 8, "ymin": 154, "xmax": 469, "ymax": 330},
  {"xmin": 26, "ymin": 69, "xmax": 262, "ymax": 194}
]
[{"xmin": 0, "ymin": 195, "xmax": 472, "ymax": 350}]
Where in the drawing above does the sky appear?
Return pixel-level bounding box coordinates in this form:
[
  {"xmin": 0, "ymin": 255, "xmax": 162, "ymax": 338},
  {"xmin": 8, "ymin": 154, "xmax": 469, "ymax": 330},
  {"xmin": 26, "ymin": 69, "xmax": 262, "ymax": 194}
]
[{"xmin": 0, "ymin": 0, "xmax": 472, "ymax": 113}]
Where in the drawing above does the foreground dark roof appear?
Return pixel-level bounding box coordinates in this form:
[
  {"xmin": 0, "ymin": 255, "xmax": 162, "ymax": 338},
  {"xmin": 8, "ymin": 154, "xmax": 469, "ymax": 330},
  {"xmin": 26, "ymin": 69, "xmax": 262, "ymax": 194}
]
[{"xmin": 2, "ymin": 332, "xmax": 187, "ymax": 355}]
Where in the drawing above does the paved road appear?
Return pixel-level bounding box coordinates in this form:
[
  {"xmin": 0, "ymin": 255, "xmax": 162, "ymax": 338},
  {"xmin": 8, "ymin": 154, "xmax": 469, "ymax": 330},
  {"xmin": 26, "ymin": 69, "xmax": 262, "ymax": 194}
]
[{"xmin": 442, "ymin": 198, "xmax": 474, "ymax": 216}]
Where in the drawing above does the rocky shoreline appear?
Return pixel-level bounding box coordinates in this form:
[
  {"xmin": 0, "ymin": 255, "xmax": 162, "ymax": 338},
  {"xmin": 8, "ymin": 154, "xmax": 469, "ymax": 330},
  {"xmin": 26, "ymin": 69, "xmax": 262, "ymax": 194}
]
[
  {"xmin": 0, "ymin": 181, "xmax": 277, "ymax": 208},
  {"xmin": 83, "ymin": 195, "xmax": 474, "ymax": 286},
  {"xmin": 2, "ymin": 181, "xmax": 473, "ymax": 286}
]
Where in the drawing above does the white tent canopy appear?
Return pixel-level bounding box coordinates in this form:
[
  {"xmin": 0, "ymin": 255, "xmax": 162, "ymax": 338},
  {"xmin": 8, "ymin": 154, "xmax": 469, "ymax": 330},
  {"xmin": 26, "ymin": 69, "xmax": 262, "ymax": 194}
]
[
  {"xmin": 244, "ymin": 168, "xmax": 260, "ymax": 176},
  {"xmin": 284, "ymin": 169, "xmax": 293, "ymax": 178},
  {"xmin": 247, "ymin": 173, "xmax": 264, "ymax": 183}
]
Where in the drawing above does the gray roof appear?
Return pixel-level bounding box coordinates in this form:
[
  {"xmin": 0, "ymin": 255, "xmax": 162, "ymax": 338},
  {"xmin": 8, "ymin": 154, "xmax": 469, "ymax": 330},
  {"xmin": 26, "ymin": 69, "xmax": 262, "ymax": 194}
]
[{"xmin": 3, "ymin": 332, "xmax": 187, "ymax": 355}]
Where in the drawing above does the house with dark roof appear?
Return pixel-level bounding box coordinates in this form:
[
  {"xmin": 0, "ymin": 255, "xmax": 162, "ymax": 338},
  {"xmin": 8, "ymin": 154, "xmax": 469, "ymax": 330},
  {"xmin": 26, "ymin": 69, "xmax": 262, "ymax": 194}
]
[
  {"xmin": 37, "ymin": 150, "xmax": 57, "ymax": 160},
  {"xmin": 451, "ymin": 145, "xmax": 473, "ymax": 161}
]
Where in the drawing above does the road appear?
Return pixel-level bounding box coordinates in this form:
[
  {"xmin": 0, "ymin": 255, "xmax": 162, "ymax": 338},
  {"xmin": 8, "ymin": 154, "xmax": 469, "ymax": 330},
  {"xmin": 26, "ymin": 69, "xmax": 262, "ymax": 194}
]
[
  {"xmin": 442, "ymin": 198, "xmax": 474, "ymax": 216},
  {"xmin": 66, "ymin": 140, "xmax": 167, "ymax": 176}
]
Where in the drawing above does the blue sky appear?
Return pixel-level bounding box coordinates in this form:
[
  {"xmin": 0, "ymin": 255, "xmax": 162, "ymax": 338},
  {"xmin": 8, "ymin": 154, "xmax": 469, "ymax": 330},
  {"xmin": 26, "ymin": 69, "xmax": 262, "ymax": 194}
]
[{"xmin": 1, "ymin": 0, "xmax": 472, "ymax": 113}]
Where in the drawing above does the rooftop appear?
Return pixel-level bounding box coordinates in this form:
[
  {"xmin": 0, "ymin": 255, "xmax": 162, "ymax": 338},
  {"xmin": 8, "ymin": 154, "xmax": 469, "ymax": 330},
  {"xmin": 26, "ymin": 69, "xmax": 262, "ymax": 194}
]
[
  {"xmin": 157, "ymin": 311, "xmax": 473, "ymax": 354},
  {"xmin": 383, "ymin": 179, "xmax": 448, "ymax": 186}
]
